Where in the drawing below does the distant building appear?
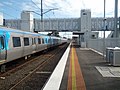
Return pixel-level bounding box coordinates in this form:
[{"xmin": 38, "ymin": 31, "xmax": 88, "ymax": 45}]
[
  {"xmin": 81, "ymin": 9, "xmax": 91, "ymax": 32},
  {"xmin": 21, "ymin": 11, "xmax": 34, "ymax": 32},
  {"xmin": 0, "ymin": 13, "xmax": 3, "ymax": 26}
]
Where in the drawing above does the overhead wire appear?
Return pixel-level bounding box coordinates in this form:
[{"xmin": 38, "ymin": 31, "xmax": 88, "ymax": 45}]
[
  {"xmin": 31, "ymin": 0, "xmax": 41, "ymax": 11},
  {"xmin": 43, "ymin": 1, "xmax": 60, "ymax": 19},
  {"xmin": 1, "ymin": 0, "xmax": 42, "ymax": 19},
  {"xmin": 8, "ymin": 1, "xmax": 22, "ymax": 9},
  {"xmin": 1, "ymin": 0, "xmax": 60, "ymax": 19},
  {"xmin": 43, "ymin": 0, "xmax": 58, "ymax": 9},
  {"xmin": 44, "ymin": 14, "xmax": 50, "ymax": 18},
  {"xmin": 2, "ymin": 11, "xmax": 17, "ymax": 19},
  {"xmin": 2, "ymin": 2, "xmax": 21, "ymax": 12},
  {"xmin": 0, "ymin": 2, "xmax": 21, "ymax": 19},
  {"xmin": 81, "ymin": 0, "xmax": 86, "ymax": 9}
]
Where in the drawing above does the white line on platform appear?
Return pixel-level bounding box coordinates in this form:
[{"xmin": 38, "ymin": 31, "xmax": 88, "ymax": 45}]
[
  {"xmin": 42, "ymin": 43, "xmax": 71, "ymax": 90},
  {"xmin": 89, "ymin": 48, "xmax": 104, "ymax": 56}
]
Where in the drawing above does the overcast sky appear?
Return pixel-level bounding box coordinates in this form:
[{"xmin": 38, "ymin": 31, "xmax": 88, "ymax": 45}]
[{"xmin": 0, "ymin": 0, "xmax": 120, "ymax": 19}]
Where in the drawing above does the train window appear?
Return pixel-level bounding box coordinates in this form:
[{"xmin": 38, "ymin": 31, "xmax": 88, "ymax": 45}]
[
  {"xmin": 32, "ymin": 38, "xmax": 36, "ymax": 45},
  {"xmin": 24, "ymin": 37, "xmax": 29, "ymax": 46},
  {"xmin": 34, "ymin": 38, "xmax": 36, "ymax": 44},
  {"xmin": 45, "ymin": 38, "xmax": 47, "ymax": 43},
  {"xmin": 48, "ymin": 39, "xmax": 50, "ymax": 43},
  {"xmin": 38, "ymin": 38, "xmax": 41, "ymax": 44},
  {"xmin": 53, "ymin": 39, "xmax": 55, "ymax": 44},
  {"xmin": 13, "ymin": 37, "xmax": 21, "ymax": 47},
  {"xmin": 32, "ymin": 38, "xmax": 34, "ymax": 45},
  {"xmin": 0, "ymin": 36, "xmax": 4, "ymax": 49},
  {"xmin": 42, "ymin": 38, "xmax": 44, "ymax": 44}
]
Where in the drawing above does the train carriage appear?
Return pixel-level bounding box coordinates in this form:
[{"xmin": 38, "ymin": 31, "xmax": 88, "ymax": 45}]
[
  {"xmin": 0, "ymin": 30, "xmax": 10, "ymax": 64},
  {"xmin": 0, "ymin": 27, "xmax": 67, "ymax": 66}
]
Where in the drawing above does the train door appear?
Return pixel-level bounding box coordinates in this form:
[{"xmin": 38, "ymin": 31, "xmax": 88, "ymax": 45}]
[
  {"xmin": 34, "ymin": 37, "xmax": 37, "ymax": 51},
  {"xmin": 31, "ymin": 37, "xmax": 37, "ymax": 53},
  {"xmin": 0, "ymin": 35, "xmax": 6, "ymax": 61}
]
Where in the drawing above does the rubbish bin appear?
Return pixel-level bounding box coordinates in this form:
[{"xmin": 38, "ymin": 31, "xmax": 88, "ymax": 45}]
[
  {"xmin": 109, "ymin": 47, "xmax": 120, "ymax": 66},
  {"xmin": 106, "ymin": 47, "xmax": 114, "ymax": 62}
]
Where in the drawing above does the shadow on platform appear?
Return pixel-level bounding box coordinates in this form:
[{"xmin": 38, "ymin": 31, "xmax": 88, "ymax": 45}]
[{"xmin": 72, "ymin": 44, "xmax": 81, "ymax": 48}]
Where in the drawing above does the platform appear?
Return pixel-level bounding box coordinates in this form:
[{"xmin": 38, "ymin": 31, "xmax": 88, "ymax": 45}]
[{"xmin": 43, "ymin": 43, "xmax": 120, "ymax": 90}]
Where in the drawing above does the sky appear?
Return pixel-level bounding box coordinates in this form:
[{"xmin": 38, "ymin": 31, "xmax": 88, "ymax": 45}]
[{"xmin": 0, "ymin": 0, "xmax": 120, "ymax": 19}]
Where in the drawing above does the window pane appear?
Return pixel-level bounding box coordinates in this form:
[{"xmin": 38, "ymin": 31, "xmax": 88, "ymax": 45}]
[
  {"xmin": 24, "ymin": 38, "xmax": 29, "ymax": 46},
  {"xmin": 34, "ymin": 38, "xmax": 36, "ymax": 44},
  {"xmin": 0, "ymin": 36, "xmax": 4, "ymax": 49},
  {"xmin": 45, "ymin": 38, "xmax": 47, "ymax": 43},
  {"xmin": 32, "ymin": 38, "xmax": 34, "ymax": 45},
  {"xmin": 42, "ymin": 38, "xmax": 44, "ymax": 44},
  {"xmin": 13, "ymin": 37, "xmax": 21, "ymax": 47},
  {"xmin": 48, "ymin": 39, "xmax": 51, "ymax": 44},
  {"xmin": 38, "ymin": 38, "xmax": 41, "ymax": 44}
]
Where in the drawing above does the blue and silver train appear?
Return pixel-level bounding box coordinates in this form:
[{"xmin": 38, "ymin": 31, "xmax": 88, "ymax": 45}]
[{"xmin": 0, "ymin": 27, "xmax": 67, "ymax": 65}]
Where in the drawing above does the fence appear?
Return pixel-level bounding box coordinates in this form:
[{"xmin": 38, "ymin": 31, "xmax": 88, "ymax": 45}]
[{"xmin": 87, "ymin": 38, "xmax": 120, "ymax": 54}]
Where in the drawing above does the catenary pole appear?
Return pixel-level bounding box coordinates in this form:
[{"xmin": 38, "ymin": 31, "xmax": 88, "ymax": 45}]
[
  {"xmin": 103, "ymin": 0, "xmax": 106, "ymax": 59},
  {"xmin": 114, "ymin": 0, "xmax": 118, "ymax": 37}
]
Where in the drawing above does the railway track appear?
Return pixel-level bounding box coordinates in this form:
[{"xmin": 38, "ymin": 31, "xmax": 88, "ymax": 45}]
[{"xmin": 0, "ymin": 43, "xmax": 69, "ymax": 90}]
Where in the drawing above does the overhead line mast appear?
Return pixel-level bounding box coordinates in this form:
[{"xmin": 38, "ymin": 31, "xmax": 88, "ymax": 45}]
[
  {"xmin": 41, "ymin": 0, "xmax": 43, "ymax": 22},
  {"xmin": 103, "ymin": 0, "xmax": 106, "ymax": 60},
  {"xmin": 114, "ymin": 0, "xmax": 118, "ymax": 37}
]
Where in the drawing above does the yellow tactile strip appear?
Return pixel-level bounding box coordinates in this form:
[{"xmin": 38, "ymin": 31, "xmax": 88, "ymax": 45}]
[{"xmin": 67, "ymin": 46, "xmax": 86, "ymax": 90}]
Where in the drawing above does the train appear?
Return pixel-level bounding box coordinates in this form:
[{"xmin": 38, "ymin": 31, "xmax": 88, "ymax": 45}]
[{"xmin": 0, "ymin": 27, "xmax": 67, "ymax": 66}]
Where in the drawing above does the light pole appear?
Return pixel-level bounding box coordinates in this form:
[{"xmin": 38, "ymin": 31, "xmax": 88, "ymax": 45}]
[
  {"xmin": 31, "ymin": 0, "xmax": 59, "ymax": 32},
  {"xmin": 114, "ymin": 0, "xmax": 118, "ymax": 38},
  {"xmin": 41, "ymin": 0, "xmax": 44, "ymax": 31},
  {"xmin": 103, "ymin": 0, "xmax": 106, "ymax": 59},
  {"xmin": 41, "ymin": 0, "xmax": 43, "ymax": 22}
]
